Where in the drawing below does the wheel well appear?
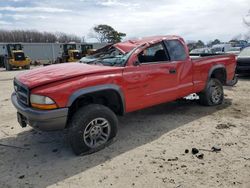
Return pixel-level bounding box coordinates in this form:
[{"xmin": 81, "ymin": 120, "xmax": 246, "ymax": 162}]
[
  {"xmin": 67, "ymin": 89, "xmax": 124, "ymax": 126},
  {"xmin": 210, "ymin": 68, "xmax": 227, "ymax": 84}
]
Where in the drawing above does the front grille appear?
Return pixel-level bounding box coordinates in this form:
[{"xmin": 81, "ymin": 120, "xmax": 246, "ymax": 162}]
[
  {"xmin": 14, "ymin": 52, "xmax": 25, "ymax": 61},
  {"xmin": 14, "ymin": 79, "xmax": 29, "ymax": 106}
]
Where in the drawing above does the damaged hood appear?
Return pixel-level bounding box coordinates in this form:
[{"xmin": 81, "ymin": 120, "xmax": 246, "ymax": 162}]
[{"xmin": 16, "ymin": 63, "xmax": 122, "ymax": 88}]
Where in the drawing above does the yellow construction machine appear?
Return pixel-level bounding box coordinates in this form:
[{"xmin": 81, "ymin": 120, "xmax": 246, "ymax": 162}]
[
  {"xmin": 1, "ymin": 44, "xmax": 31, "ymax": 71},
  {"xmin": 60, "ymin": 44, "xmax": 81, "ymax": 62}
]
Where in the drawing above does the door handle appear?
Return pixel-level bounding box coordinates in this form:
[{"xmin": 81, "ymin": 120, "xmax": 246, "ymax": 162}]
[{"xmin": 169, "ymin": 69, "xmax": 176, "ymax": 74}]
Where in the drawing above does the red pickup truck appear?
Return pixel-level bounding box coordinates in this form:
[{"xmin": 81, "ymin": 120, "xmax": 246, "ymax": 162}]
[{"xmin": 12, "ymin": 36, "xmax": 236, "ymax": 155}]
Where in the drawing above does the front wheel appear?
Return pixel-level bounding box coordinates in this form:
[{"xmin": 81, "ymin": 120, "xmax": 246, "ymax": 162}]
[
  {"xmin": 199, "ymin": 78, "xmax": 224, "ymax": 106},
  {"xmin": 24, "ymin": 65, "xmax": 30, "ymax": 69},
  {"xmin": 68, "ymin": 104, "xmax": 118, "ymax": 155}
]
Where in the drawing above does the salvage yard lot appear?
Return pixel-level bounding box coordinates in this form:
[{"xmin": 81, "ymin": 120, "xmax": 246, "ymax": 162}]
[{"xmin": 0, "ymin": 67, "xmax": 250, "ymax": 188}]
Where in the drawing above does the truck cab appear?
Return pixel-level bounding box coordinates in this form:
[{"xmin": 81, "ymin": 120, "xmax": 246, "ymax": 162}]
[
  {"xmin": 81, "ymin": 44, "xmax": 94, "ymax": 57},
  {"xmin": 61, "ymin": 44, "xmax": 81, "ymax": 62}
]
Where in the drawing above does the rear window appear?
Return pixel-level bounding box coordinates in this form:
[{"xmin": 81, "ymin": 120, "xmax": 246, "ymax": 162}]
[{"xmin": 164, "ymin": 40, "xmax": 187, "ymax": 61}]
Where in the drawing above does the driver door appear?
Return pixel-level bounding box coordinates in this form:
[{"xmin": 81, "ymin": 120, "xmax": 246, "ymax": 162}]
[{"xmin": 123, "ymin": 42, "xmax": 179, "ymax": 112}]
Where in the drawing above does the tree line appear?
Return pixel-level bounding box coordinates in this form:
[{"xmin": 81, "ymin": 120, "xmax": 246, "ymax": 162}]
[
  {"xmin": 187, "ymin": 39, "xmax": 222, "ymax": 51},
  {"xmin": 0, "ymin": 25, "xmax": 126, "ymax": 44},
  {"xmin": 0, "ymin": 30, "xmax": 82, "ymax": 43}
]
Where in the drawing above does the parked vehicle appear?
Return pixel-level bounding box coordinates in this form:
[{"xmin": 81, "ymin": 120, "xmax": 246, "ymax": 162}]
[
  {"xmin": 11, "ymin": 36, "xmax": 236, "ymax": 155},
  {"xmin": 190, "ymin": 47, "xmax": 212, "ymax": 54},
  {"xmin": 0, "ymin": 44, "xmax": 31, "ymax": 71},
  {"xmin": 0, "ymin": 43, "xmax": 106, "ymax": 66},
  {"xmin": 230, "ymin": 40, "xmax": 249, "ymax": 50},
  {"xmin": 81, "ymin": 44, "xmax": 94, "ymax": 57},
  {"xmin": 236, "ymin": 47, "xmax": 250, "ymax": 74},
  {"xmin": 211, "ymin": 43, "xmax": 232, "ymax": 54},
  {"xmin": 226, "ymin": 47, "xmax": 241, "ymax": 56},
  {"xmin": 58, "ymin": 44, "xmax": 82, "ymax": 63}
]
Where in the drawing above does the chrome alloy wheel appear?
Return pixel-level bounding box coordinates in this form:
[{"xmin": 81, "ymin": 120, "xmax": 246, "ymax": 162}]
[
  {"xmin": 83, "ymin": 118, "xmax": 111, "ymax": 148},
  {"xmin": 211, "ymin": 84, "xmax": 222, "ymax": 104}
]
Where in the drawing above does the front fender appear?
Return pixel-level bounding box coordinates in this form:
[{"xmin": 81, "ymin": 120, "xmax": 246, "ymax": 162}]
[{"xmin": 67, "ymin": 84, "xmax": 126, "ymax": 114}]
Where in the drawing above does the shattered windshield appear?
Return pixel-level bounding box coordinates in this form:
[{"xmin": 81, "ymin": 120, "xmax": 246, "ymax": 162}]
[{"xmin": 79, "ymin": 47, "xmax": 132, "ymax": 66}]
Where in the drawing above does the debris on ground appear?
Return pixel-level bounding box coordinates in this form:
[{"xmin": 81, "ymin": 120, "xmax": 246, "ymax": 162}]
[
  {"xmin": 216, "ymin": 123, "xmax": 236, "ymax": 129},
  {"xmin": 167, "ymin": 157, "xmax": 178, "ymax": 161},
  {"xmin": 52, "ymin": 149, "xmax": 58, "ymax": 153},
  {"xmin": 199, "ymin": 145, "xmax": 222, "ymax": 152},
  {"xmin": 241, "ymin": 157, "xmax": 250, "ymax": 160},
  {"xmin": 189, "ymin": 145, "xmax": 221, "ymax": 159},
  {"xmin": 196, "ymin": 153, "xmax": 204, "ymax": 159},
  {"xmin": 18, "ymin": 175, "xmax": 25, "ymax": 179},
  {"xmin": 1, "ymin": 69, "xmax": 250, "ymax": 187},
  {"xmin": 192, "ymin": 148, "xmax": 199, "ymax": 155},
  {"xmin": 211, "ymin": 145, "xmax": 221, "ymax": 152}
]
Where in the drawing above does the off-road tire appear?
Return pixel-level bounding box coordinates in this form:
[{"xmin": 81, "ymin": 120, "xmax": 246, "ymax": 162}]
[
  {"xmin": 68, "ymin": 104, "xmax": 118, "ymax": 155},
  {"xmin": 199, "ymin": 78, "xmax": 224, "ymax": 106},
  {"xmin": 24, "ymin": 65, "xmax": 30, "ymax": 69},
  {"xmin": 4, "ymin": 58, "xmax": 12, "ymax": 71}
]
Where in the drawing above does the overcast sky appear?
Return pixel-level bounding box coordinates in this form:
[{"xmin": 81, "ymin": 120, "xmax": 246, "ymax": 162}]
[{"xmin": 0, "ymin": 0, "xmax": 249, "ymax": 42}]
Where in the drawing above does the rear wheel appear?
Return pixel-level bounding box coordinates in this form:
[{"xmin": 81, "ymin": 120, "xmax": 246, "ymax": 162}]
[
  {"xmin": 24, "ymin": 65, "xmax": 30, "ymax": 69},
  {"xmin": 68, "ymin": 104, "xmax": 118, "ymax": 155},
  {"xmin": 199, "ymin": 78, "xmax": 224, "ymax": 106}
]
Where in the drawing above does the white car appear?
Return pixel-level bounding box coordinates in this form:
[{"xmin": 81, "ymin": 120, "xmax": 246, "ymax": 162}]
[
  {"xmin": 211, "ymin": 44, "xmax": 232, "ymax": 53},
  {"xmin": 190, "ymin": 48, "xmax": 212, "ymax": 54},
  {"xmin": 226, "ymin": 47, "xmax": 241, "ymax": 56}
]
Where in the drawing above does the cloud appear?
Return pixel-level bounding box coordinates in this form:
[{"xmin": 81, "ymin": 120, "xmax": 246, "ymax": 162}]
[
  {"xmin": 0, "ymin": 0, "xmax": 249, "ymax": 42},
  {"xmin": 0, "ymin": 20, "xmax": 12, "ymax": 25},
  {"xmin": 4, "ymin": 14, "xmax": 49, "ymax": 21},
  {"xmin": 244, "ymin": 10, "xmax": 250, "ymax": 24},
  {"xmin": 96, "ymin": 0, "xmax": 138, "ymax": 7},
  {"xmin": 5, "ymin": 0, "xmax": 25, "ymax": 2},
  {"xmin": 9, "ymin": 14, "xmax": 27, "ymax": 20},
  {"xmin": 0, "ymin": 6, "xmax": 71, "ymax": 13}
]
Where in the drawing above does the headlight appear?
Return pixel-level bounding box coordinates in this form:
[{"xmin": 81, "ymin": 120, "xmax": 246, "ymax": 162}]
[{"xmin": 30, "ymin": 94, "xmax": 57, "ymax": 110}]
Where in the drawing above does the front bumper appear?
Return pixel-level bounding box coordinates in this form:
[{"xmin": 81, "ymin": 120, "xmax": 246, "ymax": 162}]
[
  {"xmin": 10, "ymin": 59, "xmax": 30, "ymax": 67},
  {"xmin": 236, "ymin": 66, "xmax": 250, "ymax": 74},
  {"xmin": 11, "ymin": 93, "xmax": 68, "ymax": 131}
]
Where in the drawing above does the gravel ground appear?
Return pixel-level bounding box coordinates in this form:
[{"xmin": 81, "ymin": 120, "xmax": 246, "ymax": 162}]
[{"xmin": 0, "ymin": 67, "xmax": 250, "ymax": 188}]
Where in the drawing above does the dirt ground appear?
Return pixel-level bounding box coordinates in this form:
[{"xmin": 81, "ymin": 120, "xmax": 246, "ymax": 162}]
[{"xmin": 0, "ymin": 67, "xmax": 250, "ymax": 188}]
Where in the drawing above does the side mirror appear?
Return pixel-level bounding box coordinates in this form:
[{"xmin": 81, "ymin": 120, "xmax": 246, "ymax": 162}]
[{"xmin": 133, "ymin": 61, "xmax": 140, "ymax": 66}]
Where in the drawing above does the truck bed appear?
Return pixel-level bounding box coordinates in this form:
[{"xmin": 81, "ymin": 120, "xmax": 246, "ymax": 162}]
[
  {"xmin": 190, "ymin": 53, "xmax": 227, "ymax": 60},
  {"xmin": 191, "ymin": 53, "xmax": 236, "ymax": 93}
]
